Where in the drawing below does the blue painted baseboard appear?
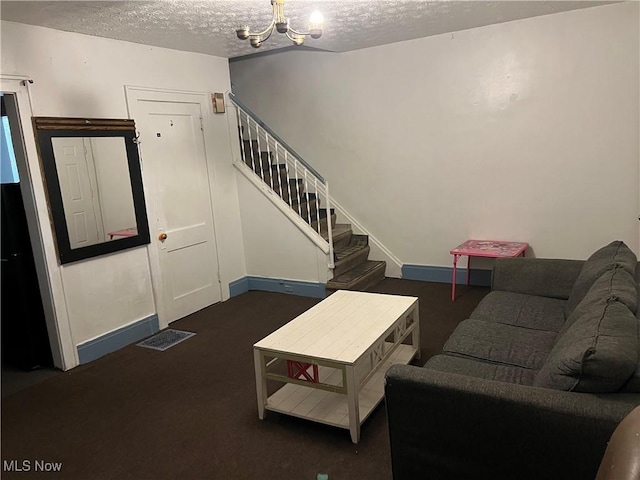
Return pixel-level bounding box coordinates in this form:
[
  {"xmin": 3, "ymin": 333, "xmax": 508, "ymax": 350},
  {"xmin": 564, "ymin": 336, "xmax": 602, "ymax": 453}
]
[
  {"xmin": 77, "ymin": 314, "xmax": 159, "ymax": 365},
  {"xmin": 402, "ymin": 264, "xmax": 492, "ymax": 287},
  {"xmin": 229, "ymin": 277, "xmax": 250, "ymax": 297},
  {"xmin": 229, "ymin": 276, "xmax": 326, "ymax": 298}
]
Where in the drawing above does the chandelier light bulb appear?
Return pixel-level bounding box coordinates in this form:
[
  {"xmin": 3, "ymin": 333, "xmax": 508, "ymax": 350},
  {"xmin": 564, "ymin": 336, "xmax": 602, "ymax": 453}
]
[
  {"xmin": 308, "ymin": 10, "xmax": 323, "ymax": 39},
  {"xmin": 309, "ymin": 10, "xmax": 324, "ymax": 27}
]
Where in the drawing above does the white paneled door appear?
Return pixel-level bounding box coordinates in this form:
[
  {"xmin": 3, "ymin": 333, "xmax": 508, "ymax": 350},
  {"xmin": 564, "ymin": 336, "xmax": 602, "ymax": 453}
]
[{"xmin": 129, "ymin": 90, "xmax": 222, "ymax": 324}]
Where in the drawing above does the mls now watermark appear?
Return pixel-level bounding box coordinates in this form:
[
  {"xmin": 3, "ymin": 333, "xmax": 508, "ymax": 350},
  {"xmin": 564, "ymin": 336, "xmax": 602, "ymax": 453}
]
[{"xmin": 3, "ymin": 459, "xmax": 63, "ymax": 473}]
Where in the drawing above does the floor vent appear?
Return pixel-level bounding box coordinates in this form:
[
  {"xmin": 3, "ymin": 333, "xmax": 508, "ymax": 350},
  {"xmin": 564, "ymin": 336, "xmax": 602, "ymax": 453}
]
[{"xmin": 136, "ymin": 329, "xmax": 196, "ymax": 351}]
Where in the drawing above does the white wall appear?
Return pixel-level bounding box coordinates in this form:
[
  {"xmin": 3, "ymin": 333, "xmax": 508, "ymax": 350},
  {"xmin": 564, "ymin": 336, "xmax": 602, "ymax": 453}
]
[
  {"xmin": 1, "ymin": 21, "xmax": 247, "ymax": 368},
  {"xmin": 236, "ymin": 172, "xmax": 331, "ymax": 283},
  {"xmin": 230, "ymin": 2, "xmax": 640, "ymax": 266}
]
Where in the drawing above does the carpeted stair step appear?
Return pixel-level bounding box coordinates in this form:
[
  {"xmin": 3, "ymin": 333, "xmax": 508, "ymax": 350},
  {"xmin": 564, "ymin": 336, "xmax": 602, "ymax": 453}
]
[
  {"xmin": 311, "ymin": 209, "xmax": 336, "ymax": 235},
  {"xmin": 334, "ymin": 234, "xmax": 368, "ymax": 255},
  {"xmin": 292, "ymin": 195, "xmax": 319, "ymax": 220},
  {"xmin": 324, "ymin": 223, "xmax": 352, "ymax": 249},
  {"xmin": 242, "ymin": 139, "xmax": 262, "ymax": 156},
  {"xmin": 280, "ymin": 179, "xmax": 305, "ymax": 203},
  {"xmin": 290, "ymin": 192, "xmax": 316, "ymax": 205},
  {"xmin": 326, "ymin": 260, "xmax": 386, "ymax": 292},
  {"xmin": 242, "ymin": 139, "xmax": 272, "ymax": 158},
  {"xmin": 258, "ymin": 164, "xmax": 288, "ymax": 189},
  {"xmin": 243, "ymin": 151, "xmax": 272, "ymax": 169},
  {"xmin": 332, "ymin": 235, "xmax": 370, "ymax": 277}
]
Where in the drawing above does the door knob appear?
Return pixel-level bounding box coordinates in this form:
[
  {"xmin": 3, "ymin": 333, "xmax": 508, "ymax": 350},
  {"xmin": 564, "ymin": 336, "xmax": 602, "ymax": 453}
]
[{"xmin": 158, "ymin": 233, "xmax": 167, "ymax": 242}]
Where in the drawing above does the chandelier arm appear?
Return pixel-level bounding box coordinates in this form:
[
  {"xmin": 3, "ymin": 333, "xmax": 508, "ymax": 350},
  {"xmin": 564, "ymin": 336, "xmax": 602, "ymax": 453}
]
[
  {"xmin": 285, "ymin": 31, "xmax": 304, "ymax": 41},
  {"xmin": 287, "ymin": 26, "xmax": 310, "ymax": 36},
  {"xmin": 262, "ymin": 26, "xmax": 275, "ymax": 43},
  {"xmin": 253, "ymin": 19, "xmax": 277, "ymax": 37},
  {"xmin": 285, "ymin": 31, "xmax": 304, "ymax": 45}
]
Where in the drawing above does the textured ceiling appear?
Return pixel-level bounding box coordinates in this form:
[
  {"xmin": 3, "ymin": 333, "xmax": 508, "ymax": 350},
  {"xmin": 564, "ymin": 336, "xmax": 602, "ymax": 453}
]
[{"xmin": 0, "ymin": 1, "xmax": 616, "ymax": 59}]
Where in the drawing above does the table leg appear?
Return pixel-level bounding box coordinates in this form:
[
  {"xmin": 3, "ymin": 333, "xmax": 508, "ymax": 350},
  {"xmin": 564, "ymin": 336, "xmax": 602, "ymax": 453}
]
[
  {"xmin": 452, "ymin": 254, "xmax": 459, "ymax": 301},
  {"xmin": 345, "ymin": 365, "xmax": 361, "ymax": 444},
  {"xmin": 412, "ymin": 304, "xmax": 421, "ymax": 360},
  {"xmin": 466, "ymin": 256, "xmax": 471, "ymax": 286},
  {"xmin": 253, "ymin": 349, "xmax": 267, "ymax": 420}
]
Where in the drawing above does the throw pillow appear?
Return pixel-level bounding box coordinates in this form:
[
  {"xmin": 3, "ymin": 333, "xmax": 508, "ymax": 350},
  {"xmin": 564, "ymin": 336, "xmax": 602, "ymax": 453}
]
[
  {"xmin": 565, "ymin": 241, "xmax": 637, "ymax": 318},
  {"xmin": 534, "ymin": 298, "xmax": 638, "ymax": 392}
]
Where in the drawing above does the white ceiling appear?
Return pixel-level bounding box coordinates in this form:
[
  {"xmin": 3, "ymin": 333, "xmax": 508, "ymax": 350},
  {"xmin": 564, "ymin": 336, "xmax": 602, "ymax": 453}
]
[{"xmin": 0, "ymin": 1, "xmax": 616, "ymax": 59}]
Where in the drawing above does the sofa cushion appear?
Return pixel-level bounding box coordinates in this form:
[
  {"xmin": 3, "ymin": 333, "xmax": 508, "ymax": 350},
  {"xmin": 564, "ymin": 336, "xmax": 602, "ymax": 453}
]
[
  {"xmin": 424, "ymin": 354, "xmax": 537, "ymax": 386},
  {"xmin": 442, "ymin": 319, "xmax": 557, "ymax": 370},
  {"xmin": 471, "ymin": 291, "xmax": 566, "ymax": 333},
  {"xmin": 565, "ymin": 241, "xmax": 637, "ymax": 318},
  {"xmin": 559, "ymin": 265, "xmax": 638, "ymax": 339},
  {"xmin": 533, "ymin": 298, "xmax": 638, "ymax": 392}
]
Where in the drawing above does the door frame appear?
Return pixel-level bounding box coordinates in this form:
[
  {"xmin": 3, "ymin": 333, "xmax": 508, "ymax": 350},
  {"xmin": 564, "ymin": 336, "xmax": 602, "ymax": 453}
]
[
  {"xmin": 124, "ymin": 86, "xmax": 223, "ymax": 329},
  {"xmin": 1, "ymin": 76, "xmax": 77, "ymax": 369}
]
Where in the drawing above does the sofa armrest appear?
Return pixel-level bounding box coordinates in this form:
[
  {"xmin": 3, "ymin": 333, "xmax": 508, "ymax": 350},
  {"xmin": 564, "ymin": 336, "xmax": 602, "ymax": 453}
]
[
  {"xmin": 491, "ymin": 257, "xmax": 584, "ymax": 299},
  {"xmin": 384, "ymin": 364, "xmax": 640, "ymax": 480}
]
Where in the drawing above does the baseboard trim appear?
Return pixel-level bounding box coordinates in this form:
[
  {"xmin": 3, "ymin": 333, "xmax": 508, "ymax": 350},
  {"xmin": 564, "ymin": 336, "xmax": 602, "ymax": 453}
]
[
  {"xmin": 229, "ymin": 277, "xmax": 250, "ymax": 297},
  {"xmin": 229, "ymin": 276, "xmax": 326, "ymax": 298},
  {"xmin": 402, "ymin": 264, "xmax": 492, "ymax": 287},
  {"xmin": 77, "ymin": 315, "xmax": 160, "ymax": 365}
]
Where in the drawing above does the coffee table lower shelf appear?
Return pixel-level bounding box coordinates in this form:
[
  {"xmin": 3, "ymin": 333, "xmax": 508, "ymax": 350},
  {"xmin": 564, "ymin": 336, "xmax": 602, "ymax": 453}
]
[{"xmin": 264, "ymin": 344, "xmax": 416, "ymax": 430}]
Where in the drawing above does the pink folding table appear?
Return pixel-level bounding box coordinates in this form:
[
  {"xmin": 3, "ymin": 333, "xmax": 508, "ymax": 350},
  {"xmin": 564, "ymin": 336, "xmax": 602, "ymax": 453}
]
[
  {"xmin": 107, "ymin": 227, "xmax": 138, "ymax": 240},
  {"xmin": 450, "ymin": 239, "xmax": 528, "ymax": 301}
]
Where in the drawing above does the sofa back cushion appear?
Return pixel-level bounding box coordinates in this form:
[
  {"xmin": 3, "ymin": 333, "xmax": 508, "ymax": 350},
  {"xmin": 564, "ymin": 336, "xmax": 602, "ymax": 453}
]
[
  {"xmin": 533, "ymin": 296, "xmax": 638, "ymax": 392},
  {"xmin": 558, "ymin": 265, "xmax": 638, "ymax": 339},
  {"xmin": 565, "ymin": 241, "xmax": 637, "ymax": 319}
]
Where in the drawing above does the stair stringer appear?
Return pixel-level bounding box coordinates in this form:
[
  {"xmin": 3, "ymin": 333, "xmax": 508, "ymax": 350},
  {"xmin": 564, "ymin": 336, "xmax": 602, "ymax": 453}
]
[
  {"xmin": 235, "ymin": 170, "xmax": 333, "ymax": 285},
  {"xmin": 329, "ymin": 196, "xmax": 403, "ymax": 278}
]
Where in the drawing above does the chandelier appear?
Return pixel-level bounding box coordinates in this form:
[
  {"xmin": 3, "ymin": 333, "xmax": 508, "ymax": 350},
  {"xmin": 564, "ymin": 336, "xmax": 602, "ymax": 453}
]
[{"xmin": 236, "ymin": 0, "xmax": 324, "ymax": 49}]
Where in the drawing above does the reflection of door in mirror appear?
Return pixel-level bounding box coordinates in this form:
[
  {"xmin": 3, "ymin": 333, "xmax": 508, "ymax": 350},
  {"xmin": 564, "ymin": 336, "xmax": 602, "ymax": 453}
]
[
  {"xmin": 52, "ymin": 137, "xmax": 103, "ymax": 249},
  {"xmin": 51, "ymin": 137, "xmax": 136, "ymax": 250}
]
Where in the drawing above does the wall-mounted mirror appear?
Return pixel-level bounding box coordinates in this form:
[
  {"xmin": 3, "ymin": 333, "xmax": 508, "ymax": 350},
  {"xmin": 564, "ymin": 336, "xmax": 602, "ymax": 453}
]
[{"xmin": 33, "ymin": 117, "xmax": 150, "ymax": 264}]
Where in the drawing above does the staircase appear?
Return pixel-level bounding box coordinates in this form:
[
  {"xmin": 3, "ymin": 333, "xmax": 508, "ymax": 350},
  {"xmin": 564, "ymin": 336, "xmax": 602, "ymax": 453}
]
[
  {"xmin": 234, "ymin": 105, "xmax": 386, "ymax": 294},
  {"xmin": 241, "ymin": 138, "xmax": 336, "ymax": 233},
  {"xmin": 326, "ymin": 224, "xmax": 386, "ymax": 294}
]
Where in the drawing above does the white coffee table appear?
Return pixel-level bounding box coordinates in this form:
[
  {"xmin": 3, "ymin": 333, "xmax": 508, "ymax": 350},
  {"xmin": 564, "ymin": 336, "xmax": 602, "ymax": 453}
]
[{"xmin": 253, "ymin": 290, "xmax": 420, "ymax": 443}]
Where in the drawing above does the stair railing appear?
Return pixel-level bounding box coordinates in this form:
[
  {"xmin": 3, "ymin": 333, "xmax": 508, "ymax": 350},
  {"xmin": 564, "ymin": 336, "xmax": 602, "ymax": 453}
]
[{"xmin": 228, "ymin": 92, "xmax": 334, "ymax": 269}]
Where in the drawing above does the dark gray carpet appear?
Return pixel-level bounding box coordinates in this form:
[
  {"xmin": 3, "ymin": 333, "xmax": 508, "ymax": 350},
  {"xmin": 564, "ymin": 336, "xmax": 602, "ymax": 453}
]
[{"xmin": 1, "ymin": 279, "xmax": 488, "ymax": 479}]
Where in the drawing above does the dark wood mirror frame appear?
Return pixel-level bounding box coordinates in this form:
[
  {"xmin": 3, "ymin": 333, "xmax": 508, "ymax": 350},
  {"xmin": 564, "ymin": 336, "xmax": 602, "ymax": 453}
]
[{"xmin": 33, "ymin": 117, "xmax": 150, "ymax": 265}]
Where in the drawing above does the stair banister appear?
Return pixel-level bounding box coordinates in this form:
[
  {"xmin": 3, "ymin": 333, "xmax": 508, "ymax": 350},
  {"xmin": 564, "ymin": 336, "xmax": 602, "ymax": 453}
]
[
  {"xmin": 228, "ymin": 92, "xmax": 325, "ymax": 182},
  {"xmin": 228, "ymin": 92, "xmax": 334, "ymax": 270},
  {"xmin": 324, "ymin": 181, "xmax": 333, "ymax": 270}
]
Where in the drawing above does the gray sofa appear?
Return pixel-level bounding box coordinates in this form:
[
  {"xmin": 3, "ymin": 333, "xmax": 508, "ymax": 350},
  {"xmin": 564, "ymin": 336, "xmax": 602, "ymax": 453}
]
[{"xmin": 385, "ymin": 241, "xmax": 640, "ymax": 480}]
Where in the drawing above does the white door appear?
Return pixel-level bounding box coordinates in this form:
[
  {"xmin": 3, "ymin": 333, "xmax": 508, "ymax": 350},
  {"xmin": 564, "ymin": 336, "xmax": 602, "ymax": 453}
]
[
  {"xmin": 134, "ymin": 97, "xmax": 222, "ymax": 323},
  {"xmin": 51, "ymin": 137, "xmax": 104, "ymax": 248}
]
